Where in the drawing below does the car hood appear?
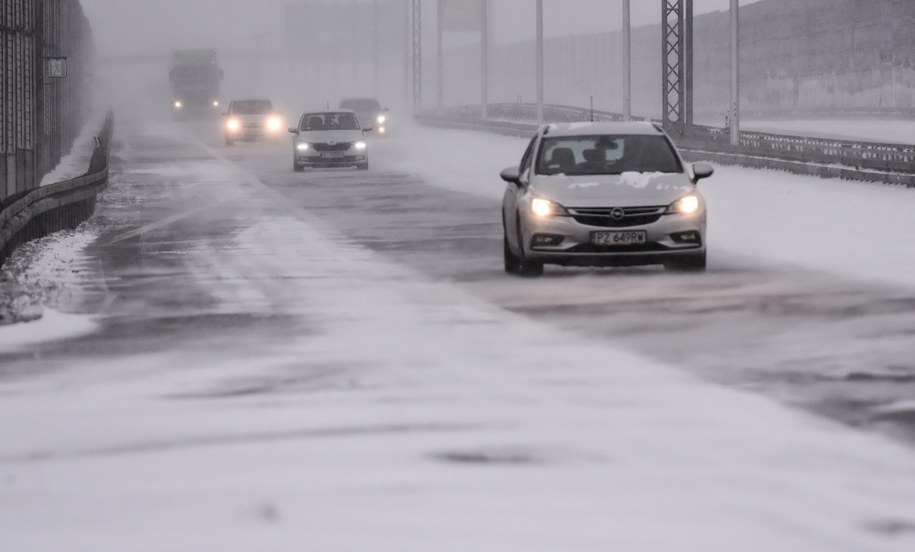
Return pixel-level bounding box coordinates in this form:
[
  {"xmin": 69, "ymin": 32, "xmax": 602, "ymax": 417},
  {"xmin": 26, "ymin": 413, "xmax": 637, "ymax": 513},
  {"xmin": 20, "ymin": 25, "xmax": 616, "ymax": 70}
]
[
  {"xmin": 529, "ymin": 172, "xmax": 695, "ymax": 208},
  {"xmin": 297, "ymin": 130, "xmax": 364, "ymax": 143}
]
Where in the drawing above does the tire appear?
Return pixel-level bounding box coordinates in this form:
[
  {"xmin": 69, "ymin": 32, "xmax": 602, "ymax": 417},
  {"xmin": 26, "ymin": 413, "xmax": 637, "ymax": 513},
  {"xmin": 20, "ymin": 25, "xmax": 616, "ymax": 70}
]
[
  {"xmin": 515, "ymin": 217, "xmax": 544, "ymax": 277},
  {"xmin": 664, "ymin": 252, "xmax": 707, "ymax": 273},
  {"xmin": 503, "ymin": 233, "xmax": 520, "ymax": 274},
  {"xmin": 357, "ymin": 162, "xmax": 369, "ymax": 171},
  {"xmin": 225, "ymin": 136, "xmax": 235, "ymax": 147},
  {"xmin": 293, "ymin": 161, "xmax": 304, "ymax": 172}
]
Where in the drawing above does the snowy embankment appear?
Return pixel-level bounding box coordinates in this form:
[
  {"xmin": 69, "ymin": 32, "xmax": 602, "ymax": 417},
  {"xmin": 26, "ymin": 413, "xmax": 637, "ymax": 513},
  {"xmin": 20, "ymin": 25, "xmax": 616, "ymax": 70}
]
[
  {"xmin": 381, "ymin": 121, "xmax": 915, "ymax": 291},
  {"xmin": 39, "ymin": 112, "xmax": 107, "ymax": 186},
  {"xmin": 2, "ymin": 135, "xmax": 915, "ymax": 550}
]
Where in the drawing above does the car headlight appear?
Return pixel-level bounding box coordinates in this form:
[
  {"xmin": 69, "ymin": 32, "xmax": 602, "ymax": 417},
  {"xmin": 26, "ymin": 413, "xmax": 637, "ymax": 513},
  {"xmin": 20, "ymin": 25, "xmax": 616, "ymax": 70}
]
[
  {"xmin": 667, "ymin": 194, "xmax": 702, "ymax": 216},
  {"xmin": 531, "ymin": 198, "xmax": 567, "ymax": 218},
  {"xmin": 226, "ymin": 118, "xmax": 241, "ymax": 132},
  {"xmin": 377, "ymin": 115, "xmax": 386, "ymax": 125},
  {"xmin": 174, "ymin": 101, "xmax": 183, "ymax": 109},
  {"xmin": 354, "ymin": 141, "xmax": 367, "ymax": 151},
  {"xmin": 296, "ymin": 142, "xmax": 310, "ymax": 152},
  {"xmin": 213, "ymin": 100, "xmax": 220, "ymax": 107},
  {"xmin": 267, "ymin": 116, "xmax": 283, "ymax": 132}
]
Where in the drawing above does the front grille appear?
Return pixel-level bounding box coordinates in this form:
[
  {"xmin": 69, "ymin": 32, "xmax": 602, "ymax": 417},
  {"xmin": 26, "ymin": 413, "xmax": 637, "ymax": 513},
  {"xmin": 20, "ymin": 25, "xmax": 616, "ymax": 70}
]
[
  {"xmin": 313, "ymin": 142, "xmax": 352, "ymax": 152},
  {"xmin": 568, "ymin": 206, "xmax": 665, "ymax": 228}
]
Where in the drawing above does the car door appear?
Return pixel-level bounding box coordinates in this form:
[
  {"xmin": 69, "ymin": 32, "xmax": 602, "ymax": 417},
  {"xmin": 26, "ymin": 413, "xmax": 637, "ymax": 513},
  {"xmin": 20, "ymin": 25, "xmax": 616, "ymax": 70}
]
[{"xmin": 504, "ymin": 135, "xmax": 539, "ymax": 249}]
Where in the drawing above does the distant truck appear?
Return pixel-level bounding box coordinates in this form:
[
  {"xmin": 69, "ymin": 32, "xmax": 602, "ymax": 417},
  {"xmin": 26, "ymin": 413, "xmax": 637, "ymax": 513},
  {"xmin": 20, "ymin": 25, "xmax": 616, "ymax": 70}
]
[{"xmin": 169, "ymin": 49, "xmax": 223, "ymax": 118}]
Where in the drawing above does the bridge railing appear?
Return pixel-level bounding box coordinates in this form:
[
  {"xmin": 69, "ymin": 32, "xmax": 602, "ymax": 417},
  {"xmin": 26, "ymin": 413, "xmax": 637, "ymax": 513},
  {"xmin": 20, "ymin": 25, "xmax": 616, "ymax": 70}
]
[
  {"xmin": 417, "ymin": 104, "xmax": 915, "ymax": 188},
  {"xmin": 0, "ymin": 113, "xmax": 113, "ymax": 267}
]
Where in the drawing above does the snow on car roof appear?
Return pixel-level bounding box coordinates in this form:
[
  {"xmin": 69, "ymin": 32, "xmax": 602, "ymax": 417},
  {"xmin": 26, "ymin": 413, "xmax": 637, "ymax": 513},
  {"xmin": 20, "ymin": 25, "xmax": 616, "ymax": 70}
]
[{"xmin": 545, "ymin": 121, "xmax": 664, "ymax": 137}]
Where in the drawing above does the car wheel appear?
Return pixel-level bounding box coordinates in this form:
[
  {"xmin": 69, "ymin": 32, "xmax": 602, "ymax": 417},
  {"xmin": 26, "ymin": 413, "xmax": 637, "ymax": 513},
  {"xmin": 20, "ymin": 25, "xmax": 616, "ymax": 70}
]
[
  {"xmin": 664, "ymin": 252, "xmax": 707, "ymax": 273},
  {"xmin": 225, "ymin": 137, "xmax": 235, "ymax": 147},
  {"xmin": 515, "ymin": 218, "xmax": 544, "ymax": 278},
  {"xmin": 503, "ymin": 232, "xmax": 520, "ymax": 274},
  {"xmin": 357, "ymin": 162, "xmax": 369, "ymax": 171},
  {"xmin": 293, "ymin": 161, "xmax": 304, "ymax": 173}
]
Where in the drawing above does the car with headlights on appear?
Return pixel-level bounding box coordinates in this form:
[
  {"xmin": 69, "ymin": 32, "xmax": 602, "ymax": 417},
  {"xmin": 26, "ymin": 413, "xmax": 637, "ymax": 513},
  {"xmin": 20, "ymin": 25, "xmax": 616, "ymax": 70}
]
[
  {"xmin": 289, "ymin": 110, "xmax": 370, "ymax": 171},
  {"xmin": 339, "ymin": 98, "xmax": 390, "ymax": 136},
  {"xmin": 224, "ymin": 99, "xmax": 284, "ymax": 146},
  {"xmin": 500, "ymin": 122, "xmax": 714, "ymax": 276}
]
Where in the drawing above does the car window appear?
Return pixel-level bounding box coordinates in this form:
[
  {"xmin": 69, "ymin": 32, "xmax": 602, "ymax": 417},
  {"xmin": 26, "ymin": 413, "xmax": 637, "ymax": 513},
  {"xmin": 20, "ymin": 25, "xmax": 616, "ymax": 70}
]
[
  {"xmin": 231, "ymin": 100, "xmax": 273, "ymax": 115},
  {"xmin": 536, "ymin": 135, "xmax": 682, "ymax": 176},
  {"xmin": 519, "ymin": 136, "xmax": 538, "ymax": 176},
  {"xmin": 300, "ymin": 112, "xmax": 361, "ymax": 131}
]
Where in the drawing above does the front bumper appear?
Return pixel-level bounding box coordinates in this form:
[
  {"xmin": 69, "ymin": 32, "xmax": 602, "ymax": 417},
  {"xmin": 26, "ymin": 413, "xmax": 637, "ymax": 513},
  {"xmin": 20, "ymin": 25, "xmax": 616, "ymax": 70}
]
[
  {"xmin": 520, "ymin": 212, "xmax": 706, "ymax": 267},
  {"xmin": 295, "ymin": 154, "xmax": 367, "ymax": 167}
]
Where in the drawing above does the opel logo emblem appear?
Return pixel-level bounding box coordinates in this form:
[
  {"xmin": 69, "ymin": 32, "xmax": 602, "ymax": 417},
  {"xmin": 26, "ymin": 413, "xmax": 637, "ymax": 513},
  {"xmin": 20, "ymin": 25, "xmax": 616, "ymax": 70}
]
[{"xmin": 610, "ymin": 208, "xmax": 626, "ymax": 221}]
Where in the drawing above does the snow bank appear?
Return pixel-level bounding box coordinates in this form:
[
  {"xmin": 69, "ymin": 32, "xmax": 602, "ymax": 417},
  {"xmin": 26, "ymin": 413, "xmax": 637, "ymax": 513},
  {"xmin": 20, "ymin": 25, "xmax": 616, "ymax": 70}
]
[
  {"xmin": 0, "ymin": 308, "xmax": 95, "ymax": 351},
  {"xmin": 40, "ymin": 113, "xmax": 107, "ymax": 187},
  {"xmin": 0, "ymin": 226, "xmax": 98, "ymax": 346}
]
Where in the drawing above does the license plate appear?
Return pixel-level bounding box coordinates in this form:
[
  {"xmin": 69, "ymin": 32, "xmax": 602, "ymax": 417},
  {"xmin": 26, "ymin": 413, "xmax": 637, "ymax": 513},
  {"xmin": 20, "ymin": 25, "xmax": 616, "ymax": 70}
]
[
  {"xmin": 591, "ymin": 231, "xmax": 647, "ymax": 246},
  {"xmin": 321, "ymin": 152, "xmax": 345, "ymax": 158}
]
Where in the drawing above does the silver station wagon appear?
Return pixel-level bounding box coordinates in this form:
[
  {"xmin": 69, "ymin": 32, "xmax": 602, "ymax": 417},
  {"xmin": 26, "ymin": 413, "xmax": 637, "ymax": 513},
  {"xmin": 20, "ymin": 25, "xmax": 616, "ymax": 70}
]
[{"xmin": 500, "ymin": 122, "xmax": 714, "ymax": 276}]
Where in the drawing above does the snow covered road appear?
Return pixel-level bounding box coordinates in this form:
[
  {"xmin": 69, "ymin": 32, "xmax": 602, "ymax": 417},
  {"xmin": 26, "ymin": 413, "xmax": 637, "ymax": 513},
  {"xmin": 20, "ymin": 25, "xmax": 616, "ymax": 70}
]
[{"xmin": 2, "ymin": 119, "xmax": 915, "ymax": 550}]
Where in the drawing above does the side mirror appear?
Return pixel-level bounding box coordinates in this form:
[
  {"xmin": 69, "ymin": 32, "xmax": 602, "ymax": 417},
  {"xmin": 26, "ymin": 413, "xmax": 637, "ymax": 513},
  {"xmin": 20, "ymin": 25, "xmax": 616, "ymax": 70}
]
[
  {"xmin": 288, "ymin": 127, "xmax": 299, "ymax": 135},
  {"xmin": 383, "ymin": 107, "xmax": 390, "ymax": 112},
  {"xmin": 500, "ymin": 166, "xmax": 522, "ymax": 185},
  {"xmin": 692, "ymin": 162, "xmax": 714, "ymax": 183},
  {"xmin": 363, "ymin": 126, "xmax": 373, "ymax": 133}
]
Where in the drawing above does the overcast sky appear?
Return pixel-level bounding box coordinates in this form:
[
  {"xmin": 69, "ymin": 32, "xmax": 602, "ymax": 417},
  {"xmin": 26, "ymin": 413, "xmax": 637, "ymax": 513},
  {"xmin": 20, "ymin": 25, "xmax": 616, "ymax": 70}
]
[{"xmin": 82, "ymin": 0, "xmax": 763, "ymax": 56}]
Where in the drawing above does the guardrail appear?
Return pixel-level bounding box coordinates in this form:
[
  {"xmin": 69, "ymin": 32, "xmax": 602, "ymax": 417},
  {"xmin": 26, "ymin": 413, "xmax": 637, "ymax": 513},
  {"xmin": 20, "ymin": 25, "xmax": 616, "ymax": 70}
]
[
  {"xmin": 419, "ymin": 104, "xmax": 915, "ymax": 188},
  {"xmin": 0, "ymin": 112, "xmax": 113, "ymax": 267}
]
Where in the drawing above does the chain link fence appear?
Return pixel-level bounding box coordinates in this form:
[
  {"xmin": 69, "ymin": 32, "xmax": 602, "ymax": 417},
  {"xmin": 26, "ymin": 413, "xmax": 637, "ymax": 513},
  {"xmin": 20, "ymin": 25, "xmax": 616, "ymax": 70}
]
[{"xmin": 1, "ymin": 0, "xmax": 93, "ymax": 205}]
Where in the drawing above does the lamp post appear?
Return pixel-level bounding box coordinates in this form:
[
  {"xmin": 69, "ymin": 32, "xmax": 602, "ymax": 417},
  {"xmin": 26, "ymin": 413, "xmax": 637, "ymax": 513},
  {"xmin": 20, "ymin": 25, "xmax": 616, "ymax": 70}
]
[
  {"xmin": 729, "ymin": 0, "xmax": 740, "ymax": 145},
  {"xmin": 622, "ymin": 0, "xmax": 631, "ymax": 120},
  {"xmin": 536, "ymin": 0, "xmax": 544, "ymax": 125},
  {"xmin": 437, "ymin": 0, "xmax": 444, "ymax": 110},
  {"xmin": 481, "ymin": 0, "xmax": 489, "ymax": 119}
]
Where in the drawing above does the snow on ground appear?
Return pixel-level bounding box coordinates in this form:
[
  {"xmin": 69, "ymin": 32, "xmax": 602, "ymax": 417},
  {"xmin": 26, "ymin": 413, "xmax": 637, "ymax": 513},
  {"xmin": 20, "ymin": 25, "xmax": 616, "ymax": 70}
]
[
  {"xmin": 40, "ymin": 112, "xmax": 106, "ymax": 186},
  {"xmin": 0, "ymin": 309, "xmax": 96, "ymax": 351},
  {"xmin": 3, "ymin": 132, "xmax": 915, "ymax": 550},
  {"xmin": 381, "ymin": 121, "xmax": 915, "ymax": 290},
  {"xmin": 0, "ymin": 227, "xmax": 98, "ymax": 339}
]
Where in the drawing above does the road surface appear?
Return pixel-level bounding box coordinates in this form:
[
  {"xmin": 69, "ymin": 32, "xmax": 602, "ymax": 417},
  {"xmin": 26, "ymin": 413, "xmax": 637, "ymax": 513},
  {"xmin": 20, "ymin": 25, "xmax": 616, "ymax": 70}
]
[{"xmin": 2, "ymin": 118, "xmax": 915, "ymax": 551}]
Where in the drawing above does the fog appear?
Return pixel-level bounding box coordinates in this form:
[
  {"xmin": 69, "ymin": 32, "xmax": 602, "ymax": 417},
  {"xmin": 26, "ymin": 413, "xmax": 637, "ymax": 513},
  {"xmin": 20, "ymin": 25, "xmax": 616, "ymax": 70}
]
[{"xmin": 82, "ymin": 0, "xmax": 765, "ymax": 122}]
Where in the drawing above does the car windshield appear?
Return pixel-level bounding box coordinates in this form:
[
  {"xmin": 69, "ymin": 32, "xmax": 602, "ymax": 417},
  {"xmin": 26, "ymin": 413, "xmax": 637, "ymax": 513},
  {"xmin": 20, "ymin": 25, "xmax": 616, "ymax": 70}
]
[
  {"xmin": 339, "ymin": 98, "xmax": 382, "ymax": 112},
  {"xmin": 536, "ymin": 135, "xmax": 682, "ymax": 176},
  {"xmin": 300, "ymin": 112, "xmax": 361, "ymax": 131},
  {"xmin": 231, "ymin": 100, "xmax": 273, "ymax": 115}
]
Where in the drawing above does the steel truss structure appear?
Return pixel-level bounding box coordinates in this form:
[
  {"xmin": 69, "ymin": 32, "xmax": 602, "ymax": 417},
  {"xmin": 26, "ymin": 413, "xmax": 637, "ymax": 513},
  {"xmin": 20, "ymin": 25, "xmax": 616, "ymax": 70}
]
[{"xmin": 661, "ymin": 0, "xmax": 693, "ymax": 136}]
